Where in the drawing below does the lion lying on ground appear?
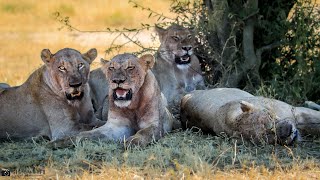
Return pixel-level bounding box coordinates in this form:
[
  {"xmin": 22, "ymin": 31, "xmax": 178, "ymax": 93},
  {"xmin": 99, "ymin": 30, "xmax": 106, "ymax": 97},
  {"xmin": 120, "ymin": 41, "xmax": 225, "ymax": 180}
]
[
  {"xmin": 181, "ymin": 88, "xmax": 320, "ymax": 145},
  {"xmin": 152, "ymin": 24, "xmax": 205, "ymax": 110},
  {"xmin": 52, "ymin": 53, "xmax": 174, "ymax": 148},
  {"xmin": 0, "ymin": 48, "xmax": 104, "ymax": 141}
]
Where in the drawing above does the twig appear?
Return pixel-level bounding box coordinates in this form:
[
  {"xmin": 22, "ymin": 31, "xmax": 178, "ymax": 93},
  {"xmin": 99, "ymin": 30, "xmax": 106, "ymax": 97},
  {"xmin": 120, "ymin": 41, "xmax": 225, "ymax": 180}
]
[
  {"xmin": 129, "ymin": 0, "xmax": 174, "ymax": 21},
  {"xmin": 242, "ymin": 9, "xmax": 259, "ymax": 21},
  {"xmin": 232, "ymin": 140, "xmax": 237, "ymax": 166},
  {"xmin": 256, "ymin": 41, "xmax": 281, "ymax": 58}
]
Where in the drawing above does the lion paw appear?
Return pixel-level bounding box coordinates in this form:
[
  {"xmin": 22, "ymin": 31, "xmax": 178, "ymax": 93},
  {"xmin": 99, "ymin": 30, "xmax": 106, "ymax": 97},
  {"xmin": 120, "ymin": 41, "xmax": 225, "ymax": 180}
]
[
  {"xmin": 125, "ymin": 135, "xmax": 147, "ymax": 148},
  {"xmin": 47, "ymin": 136, "xmax": 78, "ymax": 149}
]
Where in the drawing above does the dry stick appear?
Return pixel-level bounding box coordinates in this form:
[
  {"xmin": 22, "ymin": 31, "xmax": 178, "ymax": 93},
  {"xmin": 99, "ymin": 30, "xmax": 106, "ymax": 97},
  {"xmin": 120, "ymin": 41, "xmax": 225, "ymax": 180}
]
[
  {"xmin": 128, "ymin": 0, "xmax": 174, "ymax": 21},
  {"xmin": 232, "ymin": 140, "xmax": 237, "ymax": 166},
  {"xmin": 212, "ymin": 147, "xmax": 232, "ymax": 168},
  {"xmin": 122, "ymin": 33, "xmax": 157, "ymax": 52}
]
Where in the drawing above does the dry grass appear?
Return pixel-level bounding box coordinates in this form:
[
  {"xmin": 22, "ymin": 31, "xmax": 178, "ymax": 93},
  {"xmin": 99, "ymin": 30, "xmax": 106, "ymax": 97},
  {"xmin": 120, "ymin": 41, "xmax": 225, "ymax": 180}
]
[
  {"xmin": 1, "ymin": 130, "xmax": 320, "ymax": 179},
  {"xmin": 0, "ymin": 0, "xmax": 171, "ymax": 85},
  {"xmin": 0, "ymin": 0, "xmax": 174, "ymax": 31}
]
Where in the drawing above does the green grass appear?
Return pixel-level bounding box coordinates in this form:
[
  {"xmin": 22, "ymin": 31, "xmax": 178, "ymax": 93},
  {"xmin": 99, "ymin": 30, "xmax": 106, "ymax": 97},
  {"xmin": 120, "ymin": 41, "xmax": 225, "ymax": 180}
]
[{"xmin": 1, "ymin": 130, "xmax": 319, "ymax": 178}]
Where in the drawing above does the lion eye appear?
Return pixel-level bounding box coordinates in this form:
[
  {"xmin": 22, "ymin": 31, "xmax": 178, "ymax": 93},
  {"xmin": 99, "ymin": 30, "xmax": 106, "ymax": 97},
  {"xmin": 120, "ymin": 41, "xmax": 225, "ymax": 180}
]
[
  {"xmin": 108, "ymin": 67, "xmax": 115, "ymax": 71},
  {"xmin": 58, "ymin": 66, "xmax": 66, "ymax": 72},
  {"xmin": 78, "ymin": 63, "xmax": 84, "ymax": 70},
  {"xmin": 127, "ymin": 66, "xmax": 135, "ymax": 70},
  {"xmin": 187, "ymin": 34, "xmax": 192, "ymax": 39},
  {"xmin": 172, "ymin": 36, "xmax": 180, "ymax": 41}
]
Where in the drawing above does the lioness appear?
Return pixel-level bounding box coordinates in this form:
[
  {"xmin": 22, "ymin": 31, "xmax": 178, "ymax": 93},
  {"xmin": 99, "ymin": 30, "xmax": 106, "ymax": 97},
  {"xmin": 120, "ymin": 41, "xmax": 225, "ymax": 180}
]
[
  {"xmin": 88, "ymin": 67, "xmax": 109, "ymax": 121},
  {"xmin": 181, "ymin": 88, "xmax": 320, "ymax": 145},
  {"xmin": 0, "ymin": 48, "xmax": 104, "ymax": 141},
  {"xmin": 152, "ymin": 24, "xmax": 205, "ymax": 109},
  {"xmin": 52, "ymin": 53, "xmax": 174, "ymax": 148}
]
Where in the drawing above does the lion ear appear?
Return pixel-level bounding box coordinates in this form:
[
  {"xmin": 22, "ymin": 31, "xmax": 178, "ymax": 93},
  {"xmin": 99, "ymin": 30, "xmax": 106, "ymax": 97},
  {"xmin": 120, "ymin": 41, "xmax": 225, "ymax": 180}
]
[
  {"xmin": 100, "ymin": 58, "xmax": 109, "ymax": 65},
  {"xmin": 100, "ymin": 58, "xmax": 110, "ymax": 75},
  {"xmin": 82, "ymin": 48, "xmax": 97, "ymax": 64},
  {"xmin": 240, "ymin": 101, "xmax": 255, "ymax": 112},
  {"xmin": 100, "ymin": 58, "xmax": 110, "ymax": 68},
  {"xmin": 155, "ymin": 25, "xmax": 166, "ymax": 40},
  {"xmin": 139, "ymin": 54, "xmax": 155, "ymax": 71},
  {"xmin": 41, "ymin": 49, "xmax": 53, "ymax": 65},
  {"xmin": 189, "ymin": 27, "xmax": 195, "ymax": 34}
]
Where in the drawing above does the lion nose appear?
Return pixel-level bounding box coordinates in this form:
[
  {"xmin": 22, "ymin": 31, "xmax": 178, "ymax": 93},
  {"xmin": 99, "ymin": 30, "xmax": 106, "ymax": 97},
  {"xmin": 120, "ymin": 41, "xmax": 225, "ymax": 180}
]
[
  {"xmin": 182, "ymin": 46, "xmax": 192, "ymax": 51},
  {"xmin": 69, "ymin": 82, "xmax": 82, "ymax": 88},
  {"xmin": 112, "ymin": 79, "xmax": 125, "ymax": 84}
]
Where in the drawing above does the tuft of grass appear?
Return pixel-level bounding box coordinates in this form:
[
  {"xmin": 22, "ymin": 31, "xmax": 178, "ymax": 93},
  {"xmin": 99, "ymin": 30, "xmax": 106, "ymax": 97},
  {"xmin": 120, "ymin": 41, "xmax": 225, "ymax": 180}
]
[{"xmin": 0, "ymin": 130, "xmax": 320, "ymax": 178}]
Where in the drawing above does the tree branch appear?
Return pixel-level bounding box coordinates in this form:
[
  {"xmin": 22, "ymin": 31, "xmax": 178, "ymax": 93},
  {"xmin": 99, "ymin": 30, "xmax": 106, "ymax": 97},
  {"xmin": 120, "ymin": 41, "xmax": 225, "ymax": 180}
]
[{"xmin": 256, "ymin": 41, "xmax": 281, "ymax": 67}]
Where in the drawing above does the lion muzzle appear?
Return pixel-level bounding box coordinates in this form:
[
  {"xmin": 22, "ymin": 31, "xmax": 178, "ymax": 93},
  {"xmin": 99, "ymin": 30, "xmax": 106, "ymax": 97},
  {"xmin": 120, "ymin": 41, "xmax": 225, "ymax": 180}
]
[
  {"xmin": 66, "ymin": 91, "xmax": 84, "ymax": 101},
  {"xmin": 175, "ymin": 54, "xmax": 191, "ymax": 65},
  {"xmin": 113, "ymin": 88, "xmax": 132, "ymax": 101}
]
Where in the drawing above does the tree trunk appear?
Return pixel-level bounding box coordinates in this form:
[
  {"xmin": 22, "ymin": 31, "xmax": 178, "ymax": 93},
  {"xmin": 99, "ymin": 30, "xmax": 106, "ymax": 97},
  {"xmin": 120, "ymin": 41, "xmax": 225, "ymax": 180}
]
[
  {"xmin": 218, "ymin": 0, "xmax": 260, "ymax": 88},
  {"xmin": 202, "ymin": 0, "xmax": 295, "ymax": 88},
  {"xmin": 203, "ymin": 0, "xmax": 239, "ymax": 86}
]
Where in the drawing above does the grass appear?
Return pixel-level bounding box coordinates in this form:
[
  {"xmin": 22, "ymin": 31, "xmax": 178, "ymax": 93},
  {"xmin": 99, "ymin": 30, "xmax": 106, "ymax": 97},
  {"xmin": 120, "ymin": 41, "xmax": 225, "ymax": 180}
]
[
  {"xmin": 1, "ymin": 0, "xmax": 320, "ymax": 179},
  {"xmin": 0, "ymin": 130, "xmax": 320, "ymax": 178}
]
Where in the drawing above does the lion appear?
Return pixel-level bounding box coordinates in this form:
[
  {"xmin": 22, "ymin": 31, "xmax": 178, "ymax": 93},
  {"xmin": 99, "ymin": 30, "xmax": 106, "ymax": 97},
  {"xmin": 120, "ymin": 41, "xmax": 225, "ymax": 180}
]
[
  {"xmin": 0, "ymin": 48, "xmax": 104, "ymax": 141},
  {"xmin": 181, "ymin": 88, "xmax": 320, "ymax": 145},
  {"xmin": 88, "ymin": 67, "xmax": 109, "ymax": 121},
  {"xmin": 152, "ymin": 24, "xmax": 205, "ymax": 110},
  {"xmin": 305, "ymin": 101, "xmax": 320, "ymax": 111},
  {"xmin": 51, "ymin": 53, "xmax": 174, "ymax": 148}
]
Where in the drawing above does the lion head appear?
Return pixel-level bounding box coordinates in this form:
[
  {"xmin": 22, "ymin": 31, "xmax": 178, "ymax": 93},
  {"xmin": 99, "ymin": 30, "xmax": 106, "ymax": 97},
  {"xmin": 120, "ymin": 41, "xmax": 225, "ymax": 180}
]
[
  {"xmin": 41, "ymin": 48, "xmax": 97, "ymax": 101},
  {"xmin": 155, "ymin": 24, "xmax": 196, "ymax": 69},
  {"xmin": 235, "ymin": 101, "xmax": 299, "ymax": 145},
  {"xmin": 101, "ymin": 53, "xmax": 155, "ymax": 108}
]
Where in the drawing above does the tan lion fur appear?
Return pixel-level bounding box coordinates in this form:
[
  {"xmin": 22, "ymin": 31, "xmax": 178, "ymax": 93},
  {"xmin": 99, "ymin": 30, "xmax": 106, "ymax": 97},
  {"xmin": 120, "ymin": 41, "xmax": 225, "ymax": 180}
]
[
  {"xmin": 152, "ymin": 24, "xmax": 205, "ymax": 111},
  {"xmin": 88, "ymin": 68, "xmax": 109, "ymax": 121},
  {"xmin": 0, "ymin": 48, "xmax": 104, "ymax": 141},
  {"xmin": 181, "ymin": 88, "xmax": 320, "ymax": 145}
]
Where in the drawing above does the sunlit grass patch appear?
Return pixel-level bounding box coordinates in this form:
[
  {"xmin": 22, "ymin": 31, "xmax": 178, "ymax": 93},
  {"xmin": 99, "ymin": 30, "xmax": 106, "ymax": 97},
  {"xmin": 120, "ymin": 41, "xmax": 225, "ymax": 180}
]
[{"xmin": 0, "ymin": 0, "xmax": 166, "ymax": 85}]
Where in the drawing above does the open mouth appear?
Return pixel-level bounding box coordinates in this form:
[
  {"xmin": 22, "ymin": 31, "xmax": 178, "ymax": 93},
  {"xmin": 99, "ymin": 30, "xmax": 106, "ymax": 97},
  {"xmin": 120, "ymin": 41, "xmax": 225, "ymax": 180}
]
[
  {"xmin": 113, "ymin": 88, "xmax": 132, "ymax": 101},
  {"xmin": 66, "ymin": 91, "xmax": 84, "ymax": 101},
  {"xmin": 175, "ymin": 54, "xmax": 191, "ymax": 64}
]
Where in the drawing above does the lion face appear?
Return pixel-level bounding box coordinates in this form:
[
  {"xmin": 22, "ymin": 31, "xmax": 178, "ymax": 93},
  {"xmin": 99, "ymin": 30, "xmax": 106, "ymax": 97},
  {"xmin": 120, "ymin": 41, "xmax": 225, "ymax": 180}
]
[
  {"xmin": 41, "ymin": 48, "xmax": 97, "ymax": 101},
  {"xmin": 236, "ymin": 101, "xmax": 299, "ymax": 145},
  {"xmin": 101, "ymin": 53, "xmax": 155, "ymax": 108},
  {"xmin": 156, "ymin": 24, "xmax": 196, "ymax": 69}
]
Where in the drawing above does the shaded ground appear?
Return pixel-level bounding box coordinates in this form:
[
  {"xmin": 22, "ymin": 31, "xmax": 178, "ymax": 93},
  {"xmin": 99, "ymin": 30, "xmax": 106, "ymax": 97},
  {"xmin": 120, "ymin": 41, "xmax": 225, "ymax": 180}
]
[{"xmin": 0, "ymin": 129, "xmax": 319, "ymax": 178}]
